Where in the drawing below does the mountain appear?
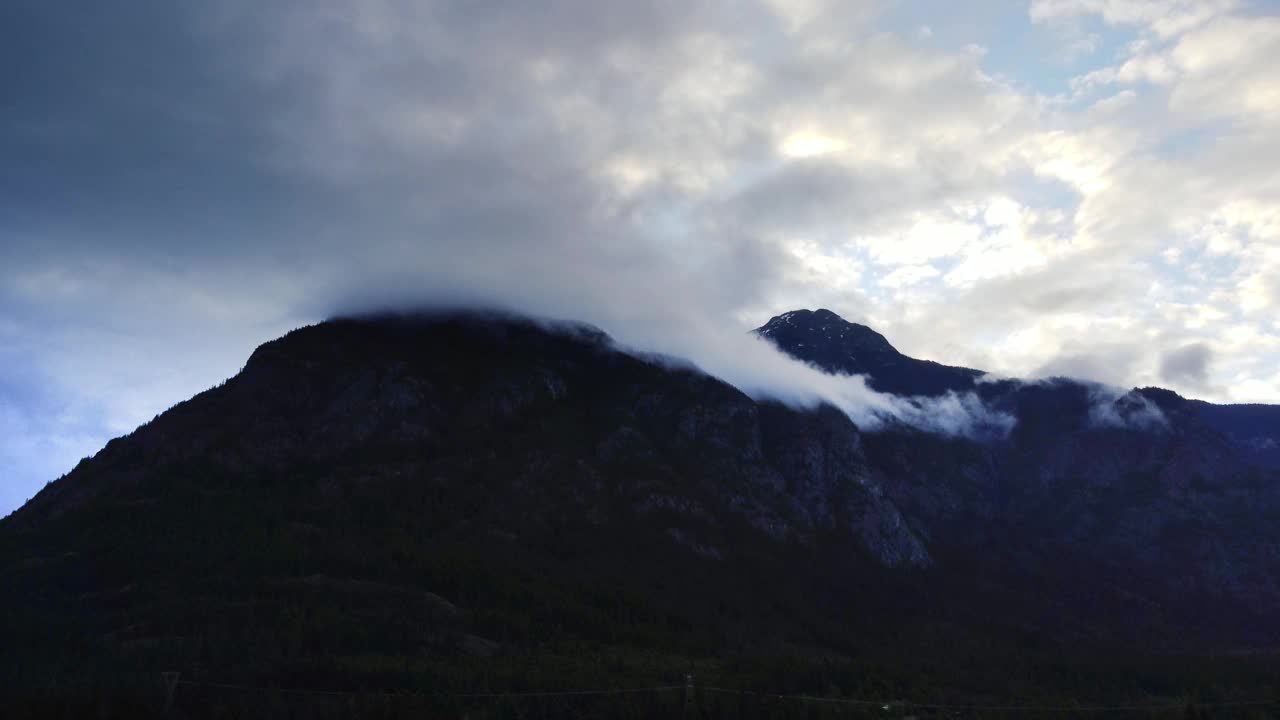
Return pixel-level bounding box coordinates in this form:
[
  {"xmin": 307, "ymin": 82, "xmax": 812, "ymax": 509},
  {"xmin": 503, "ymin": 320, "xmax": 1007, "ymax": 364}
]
[
  {"xmin": 1190, "ymin": 400, "xmax": 1280, "ymax": 469},
  {"xmin": 4, "ymin": 309, "xmax": 1280, "ymax": 716},
  {"xmin": 756, "ymin": 309, "xmax": 1280, "ymax": 641},
  {"xmin": 10, "ymin": 312, "xmax": 927, "ymax": 567},
  {"xmin": 755, "ymin": 309, "xmax": 983, "ymax": 396},
  {"xmin": 2, "ymin": 311, "xmax": 942, "ymax": 713},
  {"xmin": 755, "ymin": 308, "xmax": 1280, "ymax": 468}
]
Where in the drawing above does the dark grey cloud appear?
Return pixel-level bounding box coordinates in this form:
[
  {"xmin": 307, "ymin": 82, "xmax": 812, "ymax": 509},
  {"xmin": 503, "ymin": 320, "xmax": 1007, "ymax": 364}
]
[
  {"xmin": 721, "ymin": 155, "xmax": 992, "ymax": 236},
  {"xmin": 0, "ymin": 0, "xmax": 784, "ymax": 319},
  {"xmin": 0, "ymin": 1, "xmax": 310, "ymax": 250},
  {"xmin": 1159, "ymin": 342, "xmax": 1213, "ymax": 390},
  {"xmin": 1034, "ymin": 341, "xmax": 1143, "ymax": 387}
]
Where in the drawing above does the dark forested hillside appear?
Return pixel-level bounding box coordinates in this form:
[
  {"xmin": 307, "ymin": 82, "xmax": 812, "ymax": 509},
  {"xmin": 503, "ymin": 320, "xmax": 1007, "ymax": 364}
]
[
  {"xmin": 758, "ymin": 310, "xmax": 1280, "ymax": 647},
  {"xmin": 4, "ymin": 310, "xmax": 1280, "ymax": 718}
]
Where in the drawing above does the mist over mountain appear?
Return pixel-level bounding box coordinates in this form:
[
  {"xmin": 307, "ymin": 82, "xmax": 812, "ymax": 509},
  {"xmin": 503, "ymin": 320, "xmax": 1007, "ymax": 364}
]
[
  {"xmin": 4, "ymin": 307, "xmax": 1280, "ymax": 716},
  {"xmin": 754, "ymin": 309, "xmax": 985, "ymax": 397}
]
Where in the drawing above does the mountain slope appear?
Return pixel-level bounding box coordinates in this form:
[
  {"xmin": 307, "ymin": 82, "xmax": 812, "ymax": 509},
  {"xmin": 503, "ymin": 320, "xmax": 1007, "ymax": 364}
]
[
  {"xmin": 1, "ymin": 311, "xmax": 944, "ymax": 695},
  {"xmin": 1191, "ymin": 400, "xmax": 1280, "ymax": 468},
  {"xmin": 9, "ymin": 312, "xmax": 927, "ymax": 566},
  {"xmin": 755, "ymin": 309, "xmax": 983, "ymax": 396},
  {"xmin": 755, "ymin": 308, "xmax": 1280, "ymax": 469},
  {"xmin": 4, "ymin": 309, "xmax": 1280, "ymax": 712},
  {"xmin": 755, "ymin": 309, "xmax": 1280, "ymax": 645}
]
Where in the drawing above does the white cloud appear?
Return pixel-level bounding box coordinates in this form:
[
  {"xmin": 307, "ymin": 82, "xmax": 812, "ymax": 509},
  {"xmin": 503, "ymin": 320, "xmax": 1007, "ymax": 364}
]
[
  {"xmin": 879, "ymin": 264, "xmax": 941, "ymax": 288},
  {"xmin": 779, "ymin": 131, "xmax": 850, "ymax": 159},
  {"xmin": 858, "ymin": 215, "xmax": 984, "ymax": 266},
  {"xmin": 1029, "ymin": 0, "xmax": 1237, "ymax": 39}
]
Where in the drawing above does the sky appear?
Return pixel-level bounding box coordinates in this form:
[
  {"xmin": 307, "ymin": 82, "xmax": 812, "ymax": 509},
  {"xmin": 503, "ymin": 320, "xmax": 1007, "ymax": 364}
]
[{"xmin": 2, "ymin": 0, "xmax": 1279, "ymax": 514}]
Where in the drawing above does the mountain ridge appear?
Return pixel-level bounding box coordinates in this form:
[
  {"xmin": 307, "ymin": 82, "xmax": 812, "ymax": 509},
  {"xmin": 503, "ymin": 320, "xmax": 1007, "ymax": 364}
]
[
  {"xmin": 754, "ymin": 308, "xmax": 986, "ymax": 397},
  {"xmin": 4, "ymin": 307, "xmax": 1280, "ymax": 713},
  {"xmin": 755, "ymin": 308, "xmax": 1280, "ymax": 464}
]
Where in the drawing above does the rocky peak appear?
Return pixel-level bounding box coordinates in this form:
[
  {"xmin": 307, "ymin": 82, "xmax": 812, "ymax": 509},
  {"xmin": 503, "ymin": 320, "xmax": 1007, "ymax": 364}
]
[
  {"xmin": 755, "ymin": 309, "xmax": 982, "ymax": 397},
  {"xmin": 757, "ymin": 309, "xmax": 899, "ymax": 358}
]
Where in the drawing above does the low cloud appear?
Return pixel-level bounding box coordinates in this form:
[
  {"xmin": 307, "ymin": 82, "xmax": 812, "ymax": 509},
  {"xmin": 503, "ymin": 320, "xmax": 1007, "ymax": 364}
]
[
  {"xmin": 887, "ymin": 390, "xmax": 1018, "ymax": 439},
  {"xmin": 1159, "ymin": 342, "xmax": 1213, "ymax": 391},
  {"xmin": 612, "ymin": 323, "xmax": 1015, "ymax": 440},
  {"xmin": 1088, "ymin": 386, "xmax": 1169, "ymax": 431},
  {"xmin": 1034, "ymin": 343, "xmax": 1143, "ymax": 388}
]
